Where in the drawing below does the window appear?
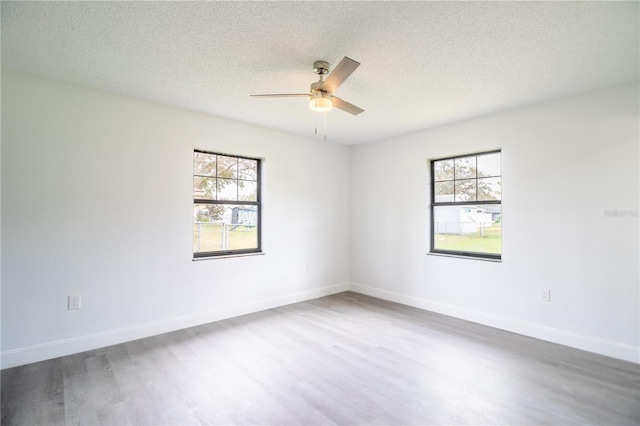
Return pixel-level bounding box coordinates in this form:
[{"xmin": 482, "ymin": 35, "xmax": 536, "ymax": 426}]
[
  {"xmin": 193, "ymin": 150, "xmax": 261, "ymax": 258},
  {"xmin": 430, "ymin": 150, "xmax": 501, "ymax": 259}
]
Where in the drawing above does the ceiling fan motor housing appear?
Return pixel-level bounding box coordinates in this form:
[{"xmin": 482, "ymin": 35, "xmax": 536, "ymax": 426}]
[{"xmin": 313, "ymin": 60, "xmax": 330, "ymax": 75}]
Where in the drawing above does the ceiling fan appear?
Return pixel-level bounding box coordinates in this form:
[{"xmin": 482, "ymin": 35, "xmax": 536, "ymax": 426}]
[{"xmin": 250, "ymin": 57, "xmax": 364, "ymax": 116}]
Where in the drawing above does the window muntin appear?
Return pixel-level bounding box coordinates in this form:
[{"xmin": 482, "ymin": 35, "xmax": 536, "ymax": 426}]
[
  {"xmin": 193, "ymin": 150, "xmax": 261, "ymax": 258},
  {"xmin": 431, "ymin": 151, "xmax": 501, "ymax": 259}
]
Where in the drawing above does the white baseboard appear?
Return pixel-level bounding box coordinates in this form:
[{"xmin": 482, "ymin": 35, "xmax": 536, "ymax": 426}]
[
  {"xmin": 1, "ymin": 282, "xmax": 350, "ymax": 369},
  {"xmin": 349, "ymin": 282, "xmax": 640, "ymax": 364}
]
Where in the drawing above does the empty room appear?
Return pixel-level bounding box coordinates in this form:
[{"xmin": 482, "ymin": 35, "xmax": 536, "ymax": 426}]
[{"xmin": 1, "ymin": 1, "xmax": 638, "ymax": 425}]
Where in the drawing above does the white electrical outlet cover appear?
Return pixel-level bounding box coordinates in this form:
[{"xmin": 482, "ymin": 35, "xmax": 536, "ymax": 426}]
[{"xmin": 68, "ymin": 295, "xmax": 81, "ymax": 310}]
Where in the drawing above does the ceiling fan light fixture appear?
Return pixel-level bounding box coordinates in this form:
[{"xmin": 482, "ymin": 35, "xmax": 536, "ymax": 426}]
[{"xmin": 309, "ymin": 91, "xmax": 332, "ymax": 112}]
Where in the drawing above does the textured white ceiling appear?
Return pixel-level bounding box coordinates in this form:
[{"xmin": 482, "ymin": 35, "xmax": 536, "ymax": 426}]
[{"xmin": 2, "ymin": 1, "xmax": 638, "ymax": 145}]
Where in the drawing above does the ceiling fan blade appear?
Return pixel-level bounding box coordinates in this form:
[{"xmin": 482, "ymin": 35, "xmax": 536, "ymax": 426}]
[
  {"xmin": 331, "ymin": 96, "xmax": 364, "ymax": 116},
  {"xmin": 250, "ymin": 93, "xmax": 309, "ymax": 98},
  {"xmin": 320, "ymin": 57, "xmax": 360, "ymax": 94}
]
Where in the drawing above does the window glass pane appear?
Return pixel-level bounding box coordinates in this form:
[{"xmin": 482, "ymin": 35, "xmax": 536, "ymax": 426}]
[
  {"xmin": 238, "ymin": 158, "xmax": 258, "ymax": 180},
  {"xmin": 194, "ymin": 152, "xmax": 216, "ymax": 176},
  {"xmin": 455, "ymin": 156, "xmax": 476, "ymax": 179},
  {"xmin": 434, "ymin": 159, "xmax": 454, "ymax": 181},
  {"xmin": 455, "ymin": 179, "xmax": 476, "ymax": 201},
  {"xmin": 238, "ymin": 181, "xmax": 257, "ymax": 201},
  {"xmin": 194, "ymin": 177, "xmax": 216, "ymax": 200},
  {"xmin": 193, "ymin": 204, "xmax": 258, "ymax": 253},
  {"xmin": 478, "ymin": 177, "xmax": 502, "ymax": 201},
  {"xmin": 477, "ymin": 152, "xmax": 501, "ymax": 178},
  {"xmin": 217, "ymin": 156, "xmax": 238, "ymax": 179},
  {"xmin": 434, "ymin": 181, "xmax": 454, "ymax": 202},
  {"xmin": 433, "ymin": 205, "xmax": 501, "ymax": 255},
  {"xmin": 217, "ymin": 179, "xmax": 237, "ymax": 200}
]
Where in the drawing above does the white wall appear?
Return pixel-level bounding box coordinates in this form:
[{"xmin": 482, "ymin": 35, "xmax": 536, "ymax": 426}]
[
  {"xmin": 350, "ymin": 83, "xmax": 639, "ymax": 363},
  {"xmin": 1, "ymin": 70, "xmax": 350, "ymax": 368}
]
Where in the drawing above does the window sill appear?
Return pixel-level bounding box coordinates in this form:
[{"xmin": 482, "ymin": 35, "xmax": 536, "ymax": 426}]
[
  {"xmin": 427, "ymin": 252, "xmax": 502, "ymax": 262},
  {"xmin": 193, "ymin": 252, "xmax": 265, "ymax": 261}
]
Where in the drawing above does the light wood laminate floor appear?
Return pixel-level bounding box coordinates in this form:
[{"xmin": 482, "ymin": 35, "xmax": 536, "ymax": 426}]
[{"xmin": 2, "ymin": 292, "xmax": 639, "ymax": 425}]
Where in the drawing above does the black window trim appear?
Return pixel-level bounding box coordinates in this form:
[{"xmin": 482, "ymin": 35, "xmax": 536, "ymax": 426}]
[
  {"xmin": 193, "ymin": 149, "xmax": 262, "ymax": 259},
  {"xmin": 430, "ymin": 149, "xmax": 502, "ymax": 260}
]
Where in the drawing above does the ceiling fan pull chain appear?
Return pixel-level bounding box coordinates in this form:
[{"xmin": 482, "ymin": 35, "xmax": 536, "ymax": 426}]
[{"xmin": 324, "ymin": 111, "xmax": 327, "ymax": 141}]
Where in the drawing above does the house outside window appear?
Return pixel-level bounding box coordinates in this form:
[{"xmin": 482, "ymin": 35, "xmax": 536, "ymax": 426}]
[
  {"xmin": 193, "ymin": 150, "xmax": 261, "ymax": 258},
  {"xmin": 430, "ymin": 150, "xmax": 501, "ymax": 260}
]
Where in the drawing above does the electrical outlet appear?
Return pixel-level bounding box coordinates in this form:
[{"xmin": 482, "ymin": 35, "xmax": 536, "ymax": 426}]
[
  {"xmin": 540, "ymin": 288, "xmax": 551, "ymax": 302},
  {"xmin": 68, "ymin": 295, "xmax": 81, "ymax": 310},
  {"xmin": 306, "ymin": 264, "xmax": 311, "ymax": 274}
]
